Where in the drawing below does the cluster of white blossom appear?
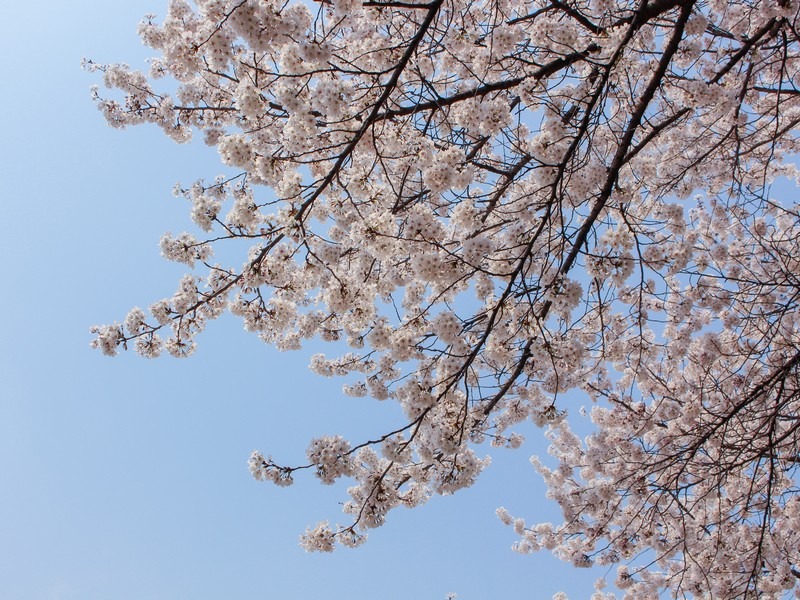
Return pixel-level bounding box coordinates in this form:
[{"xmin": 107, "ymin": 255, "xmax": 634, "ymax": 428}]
[
  {"xmin": 91, "ymin": 0, "xmax": 800, "ymax": 595},
  {"xmin": 306, "ymin": 436, "xmax": 355, "ymax": 485},
  {"xmin": 248, "ymin": 451, "xmax": 295, "ymax": 487}
]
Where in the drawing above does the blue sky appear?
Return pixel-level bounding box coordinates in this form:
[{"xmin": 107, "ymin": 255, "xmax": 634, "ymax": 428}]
[{"xmin": 0, "ymin": 2, "xmax": 608, "ymax": 598}]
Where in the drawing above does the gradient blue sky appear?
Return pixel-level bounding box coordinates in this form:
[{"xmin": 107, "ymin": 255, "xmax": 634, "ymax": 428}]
[{"xmin": 1, "ymin": 2, "xmax": 608, "ymax": 599}]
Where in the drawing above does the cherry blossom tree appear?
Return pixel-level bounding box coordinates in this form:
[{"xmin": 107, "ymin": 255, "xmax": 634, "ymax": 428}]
[{"xmin": 88, "ymin": 0, "xmax": 800, "ymax": 596}]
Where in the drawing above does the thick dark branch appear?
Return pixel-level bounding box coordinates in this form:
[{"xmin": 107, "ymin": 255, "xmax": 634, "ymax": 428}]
[
  {"xmin": 482, "ymin": 340, "xmax": 533, "ymax": 415},
  {"xmin": 363, "ymin": 0, "xmax": 436, "ymax": 7},
  {"xmin": 547, "ymin": 0, "xmax": 602, "ymax": 34},
  {"xmin": 558, "ymin": 0, "xmax": 695, "ymax": 280},
  {"xmin": 711, "ymin": 18, "xmax": 780, "ymax": 84},
  {"xmin": 295, "ymin": 0, "xmax": 445, "ymax": 221},
  {"xmin": 376, "ymin": 44, "xmax": 600, "ymax": 121}
]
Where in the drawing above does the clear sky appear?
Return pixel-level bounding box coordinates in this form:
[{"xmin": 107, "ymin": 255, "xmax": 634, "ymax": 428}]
[{"xmin": 0, "ymin": 2, "xmax": 608, "ymax": 599}]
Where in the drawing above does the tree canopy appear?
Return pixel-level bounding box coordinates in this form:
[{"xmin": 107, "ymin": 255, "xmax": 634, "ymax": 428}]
[{"xmin": 89, "ymin": 0, "xmax": 800, "ymax": 596}]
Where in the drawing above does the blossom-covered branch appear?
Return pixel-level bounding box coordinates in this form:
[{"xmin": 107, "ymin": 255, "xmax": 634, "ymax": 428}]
[{"xmin": 89, "ymin": 0, "xmax": 800, "ymax": 596}]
